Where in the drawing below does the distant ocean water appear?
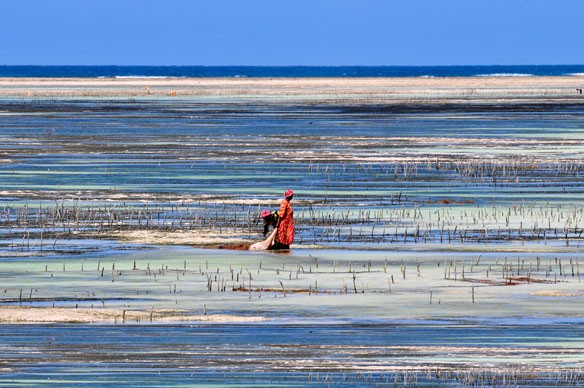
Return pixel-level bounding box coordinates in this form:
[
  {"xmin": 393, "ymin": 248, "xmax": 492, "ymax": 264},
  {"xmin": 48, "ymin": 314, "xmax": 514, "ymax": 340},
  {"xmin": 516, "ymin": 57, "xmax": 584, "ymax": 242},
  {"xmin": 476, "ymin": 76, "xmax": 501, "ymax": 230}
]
[{"xmin": 1, "ymin": 65, "xmax": 584, "ymax": 78}]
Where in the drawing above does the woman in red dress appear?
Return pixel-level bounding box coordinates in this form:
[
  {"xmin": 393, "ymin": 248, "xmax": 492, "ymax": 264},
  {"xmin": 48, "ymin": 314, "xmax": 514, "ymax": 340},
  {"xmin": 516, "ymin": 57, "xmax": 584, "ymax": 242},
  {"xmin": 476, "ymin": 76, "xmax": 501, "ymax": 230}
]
[{"xmin": 276, "ymin": 189, "xmax": 294, "ymax": 249}]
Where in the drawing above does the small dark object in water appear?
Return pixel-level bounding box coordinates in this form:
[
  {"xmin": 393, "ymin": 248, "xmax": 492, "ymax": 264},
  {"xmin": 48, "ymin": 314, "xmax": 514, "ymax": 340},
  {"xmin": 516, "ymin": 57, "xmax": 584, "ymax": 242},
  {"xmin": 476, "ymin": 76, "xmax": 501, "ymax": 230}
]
[
  {"xmin": 214, "ymin": 243, "xmax": 252, "ymax": 250},
  {"xmin": 193, "ymin": 243, "xmax": 252, "ymax": 250}
]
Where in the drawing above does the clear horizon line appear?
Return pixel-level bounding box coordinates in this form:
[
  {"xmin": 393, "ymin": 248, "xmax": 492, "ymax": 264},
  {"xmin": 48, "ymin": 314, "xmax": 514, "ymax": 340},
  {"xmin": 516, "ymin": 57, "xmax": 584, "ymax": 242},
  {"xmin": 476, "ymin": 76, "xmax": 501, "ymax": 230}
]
[{"xmin": 2, "ymin": 63, "xmax": 584, "ymax": 67}]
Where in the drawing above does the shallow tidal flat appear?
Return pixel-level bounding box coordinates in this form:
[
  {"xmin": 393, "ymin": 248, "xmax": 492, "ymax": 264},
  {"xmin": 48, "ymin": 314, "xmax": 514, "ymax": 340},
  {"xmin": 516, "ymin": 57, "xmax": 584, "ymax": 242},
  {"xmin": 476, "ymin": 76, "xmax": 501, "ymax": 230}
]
[{"xmin": 1, "ymin": 76, "xmax": 584, "ymax": 385}]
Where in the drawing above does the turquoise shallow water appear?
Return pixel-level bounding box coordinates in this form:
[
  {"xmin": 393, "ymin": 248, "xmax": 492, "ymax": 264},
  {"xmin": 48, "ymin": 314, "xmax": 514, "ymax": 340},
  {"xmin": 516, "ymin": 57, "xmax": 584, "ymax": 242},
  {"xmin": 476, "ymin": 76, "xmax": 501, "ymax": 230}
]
[
  {"xmin": 2, "ymin": 97, "xmax": 584, "ymax": 249},
  {"xmin": 2, "ymin": 92, "xmax": 584, "ymax": 385},
  {"xmin": 2, "ymin": 99, "xmax": 583, "ymax": 198}
]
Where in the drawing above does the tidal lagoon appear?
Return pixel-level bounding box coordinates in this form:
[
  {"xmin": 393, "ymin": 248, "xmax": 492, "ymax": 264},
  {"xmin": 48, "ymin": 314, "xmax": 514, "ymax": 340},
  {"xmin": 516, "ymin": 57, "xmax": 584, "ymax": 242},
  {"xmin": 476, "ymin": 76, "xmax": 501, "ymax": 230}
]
[{"xmin": 1, "ymin": 73, "xmax": 584, "ymax": 386}]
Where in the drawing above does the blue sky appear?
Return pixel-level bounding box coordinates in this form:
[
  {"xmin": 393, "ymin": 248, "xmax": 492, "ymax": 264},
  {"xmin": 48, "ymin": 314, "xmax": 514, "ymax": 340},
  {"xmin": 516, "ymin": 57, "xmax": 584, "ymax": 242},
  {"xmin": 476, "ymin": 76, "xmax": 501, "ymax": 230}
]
[{"xmin": 2, "ymin": 0, "xmax": 583, "ymax": 66}]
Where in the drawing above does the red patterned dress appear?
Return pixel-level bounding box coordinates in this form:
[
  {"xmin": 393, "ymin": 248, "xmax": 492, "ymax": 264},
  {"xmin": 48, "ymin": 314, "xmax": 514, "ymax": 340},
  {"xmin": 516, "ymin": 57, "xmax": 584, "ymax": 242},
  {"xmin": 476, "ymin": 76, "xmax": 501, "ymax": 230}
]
[{"xmin": 277, "ymin": 198, "xmax": 295, "ymax": 246}]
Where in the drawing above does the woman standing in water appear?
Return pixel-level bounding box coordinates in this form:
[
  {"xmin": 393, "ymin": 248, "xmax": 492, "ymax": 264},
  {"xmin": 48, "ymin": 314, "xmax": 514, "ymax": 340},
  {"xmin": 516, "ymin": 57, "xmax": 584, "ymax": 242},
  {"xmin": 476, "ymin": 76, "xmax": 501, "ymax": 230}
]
[{"xmin": 275, "ymin": 189, "xmax": 294, "ymax": 249}]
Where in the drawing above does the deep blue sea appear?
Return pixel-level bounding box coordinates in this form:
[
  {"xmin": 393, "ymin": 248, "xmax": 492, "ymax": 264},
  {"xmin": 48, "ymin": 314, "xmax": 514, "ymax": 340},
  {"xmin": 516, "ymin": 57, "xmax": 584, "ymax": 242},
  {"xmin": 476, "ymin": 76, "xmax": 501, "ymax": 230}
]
[{"xmin": 1, "ymin": 64, "xmax": 584, "ymax": 78}]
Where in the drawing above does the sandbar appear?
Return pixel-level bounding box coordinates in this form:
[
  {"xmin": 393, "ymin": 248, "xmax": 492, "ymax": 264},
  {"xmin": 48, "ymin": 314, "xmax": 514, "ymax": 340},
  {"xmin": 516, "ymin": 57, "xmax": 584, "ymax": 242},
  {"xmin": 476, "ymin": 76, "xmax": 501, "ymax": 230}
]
[
  {"xmin": 0, "ymin": 306, "xmax": 267, "ymax": 324},
  {"xmin": 1, "ymin": 76, "xmax": 583, "ymax": 106}
]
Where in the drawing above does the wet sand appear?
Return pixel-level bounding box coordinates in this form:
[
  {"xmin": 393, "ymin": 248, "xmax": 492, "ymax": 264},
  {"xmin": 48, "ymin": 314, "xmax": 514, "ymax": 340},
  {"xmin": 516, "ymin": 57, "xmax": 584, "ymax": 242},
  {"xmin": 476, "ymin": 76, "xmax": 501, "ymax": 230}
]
[{"xmin": 0, "ymin": 307, "xmax": 267, "ymax": 323}]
